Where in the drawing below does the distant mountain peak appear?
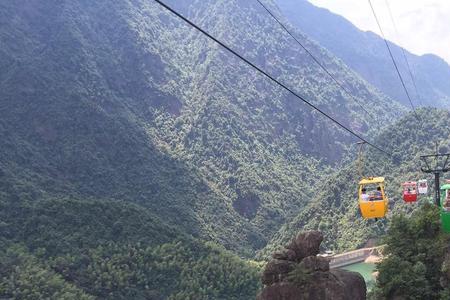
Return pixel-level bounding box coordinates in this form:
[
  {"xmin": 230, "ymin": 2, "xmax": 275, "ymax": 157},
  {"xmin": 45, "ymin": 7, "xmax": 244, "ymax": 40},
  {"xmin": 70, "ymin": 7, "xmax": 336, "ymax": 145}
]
[{"xmin": 276, "ymin": 0, "xmax": 450, "ymax": 107}]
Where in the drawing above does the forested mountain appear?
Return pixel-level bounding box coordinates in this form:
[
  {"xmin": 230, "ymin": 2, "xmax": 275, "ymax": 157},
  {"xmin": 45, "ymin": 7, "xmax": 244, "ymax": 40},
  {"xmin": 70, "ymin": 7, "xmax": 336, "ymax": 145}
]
[
  {"xmin": 276, "ymin": 0, "xmax": 450, "ymax": 108},
  {"xmin": 1, "ymin": 0, "xmax": 446, "ymax": 298},
  {"xmin": 261, "ymin": 108, "xmax": 450, "ymax": 256},
  {"xmin": 0, "ymin": 198, "xmax": 260, "ymax": 299},
  {"xmin": 0, "ymin": 0, "xmax": 405, "ymax": 258}
]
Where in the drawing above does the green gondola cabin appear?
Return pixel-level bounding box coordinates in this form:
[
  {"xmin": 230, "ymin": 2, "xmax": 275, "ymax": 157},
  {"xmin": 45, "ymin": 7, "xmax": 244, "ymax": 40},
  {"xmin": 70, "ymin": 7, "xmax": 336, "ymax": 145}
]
[{"xmin": 440, "ymin": 182, "xmax": 450, "ymax": 233}]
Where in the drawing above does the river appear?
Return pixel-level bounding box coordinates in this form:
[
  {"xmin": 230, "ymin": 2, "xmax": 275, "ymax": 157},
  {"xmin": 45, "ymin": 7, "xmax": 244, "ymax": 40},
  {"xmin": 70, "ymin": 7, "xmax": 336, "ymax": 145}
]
[{"xmin": 341, "ymin": 262, "xmax": 376, "ymax": 290}]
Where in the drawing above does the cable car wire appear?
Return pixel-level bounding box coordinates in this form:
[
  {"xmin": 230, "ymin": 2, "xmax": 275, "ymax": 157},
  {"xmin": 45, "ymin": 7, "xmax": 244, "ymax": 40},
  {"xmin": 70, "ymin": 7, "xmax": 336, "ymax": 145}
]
[
  {"xmin": 367, "ymin": 0, "xmax": 421, "ymax": 122},
  {"xmin": 153, "ymin": 0, "xmax": 393, "ymax": 157},
  {"xmin": 255, "ymin": 0, "xmax": 378, "ymax": 124},
  {"xmin": 384, "ymin": 0, "xmax": 422, "ymax": 107}
]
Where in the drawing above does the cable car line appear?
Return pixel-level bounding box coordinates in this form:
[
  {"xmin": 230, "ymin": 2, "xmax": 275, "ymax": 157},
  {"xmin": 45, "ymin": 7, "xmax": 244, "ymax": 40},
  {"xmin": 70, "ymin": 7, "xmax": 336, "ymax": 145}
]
[
  {"xmin": 367, "ymin": 0, "xmax": 421, "ymax": 123},
  {"xmin": 255, "ymin": 0, "xmax": 378, "ymax": 124},
  {"xmin": 384, "ymin": 0, "xmax": 422, "ymax": 107},
  {"xmin": 154, "ymin": 0, "xmax": 444, "ymax": 224},
  {"xmin": 153, "ymin": 0, "xmax": 393, "ymax": 157}
]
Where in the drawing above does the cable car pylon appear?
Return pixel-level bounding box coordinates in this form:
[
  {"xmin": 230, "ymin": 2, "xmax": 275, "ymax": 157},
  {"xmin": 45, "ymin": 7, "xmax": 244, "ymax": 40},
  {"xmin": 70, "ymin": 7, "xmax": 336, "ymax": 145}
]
[{"xmin": 420, "ymin": 143, "xmax": 450, "ymax": 206}]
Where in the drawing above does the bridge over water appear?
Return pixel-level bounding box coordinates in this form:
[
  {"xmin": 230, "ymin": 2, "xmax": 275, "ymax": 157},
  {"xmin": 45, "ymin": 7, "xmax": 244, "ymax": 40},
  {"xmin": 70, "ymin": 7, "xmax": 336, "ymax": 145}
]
[{"xmin": 329, "ymin": 246, "xmax": 384, "ymax": 269}]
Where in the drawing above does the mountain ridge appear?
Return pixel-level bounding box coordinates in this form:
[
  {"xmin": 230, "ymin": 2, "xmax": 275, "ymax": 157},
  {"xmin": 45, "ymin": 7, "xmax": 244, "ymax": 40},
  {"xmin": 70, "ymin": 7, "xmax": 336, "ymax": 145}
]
[{"xmin": 276, "ymin": 0, "xmax": 450, "ymax": 108}]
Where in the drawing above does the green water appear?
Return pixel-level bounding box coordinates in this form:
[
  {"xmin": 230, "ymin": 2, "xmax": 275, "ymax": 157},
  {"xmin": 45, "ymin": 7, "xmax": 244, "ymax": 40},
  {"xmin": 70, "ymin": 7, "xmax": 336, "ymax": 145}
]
[{"xmin": 341, "ymin": 262, "xmax": 376, "ymax": 290}]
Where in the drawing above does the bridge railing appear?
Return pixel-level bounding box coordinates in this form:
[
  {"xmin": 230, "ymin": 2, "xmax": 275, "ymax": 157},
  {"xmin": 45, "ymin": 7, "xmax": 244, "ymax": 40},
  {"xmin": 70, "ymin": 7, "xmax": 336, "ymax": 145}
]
[{"xmin": 328, "ymin": 246, "xmax": 384, "ymax": 268}]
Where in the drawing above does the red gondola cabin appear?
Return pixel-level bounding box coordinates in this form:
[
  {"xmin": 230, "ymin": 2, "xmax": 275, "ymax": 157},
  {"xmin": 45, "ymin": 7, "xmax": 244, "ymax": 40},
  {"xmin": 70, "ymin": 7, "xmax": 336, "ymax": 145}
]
[{"xmin": 402, "ymin": 181, "xmax": 418, "ymax": 203}]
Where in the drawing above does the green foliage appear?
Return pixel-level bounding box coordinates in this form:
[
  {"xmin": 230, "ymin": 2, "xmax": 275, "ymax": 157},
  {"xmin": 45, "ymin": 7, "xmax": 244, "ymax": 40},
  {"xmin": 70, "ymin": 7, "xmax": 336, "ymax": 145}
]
[
  {"xmin": 0, "ymin": 197, "xmax": 181, "ymax": 257},
  {"xmin": 0, "ymin": 0, "xmax": 406, "ymax": 258},
  {"xmin": 0, "ymin": 0, "xmax": 445, "ymax": 298},
  {"xmin": 0, "ymin": 197, "xmax": 260, "ymax": 299},
  {"xmin": 46, "ymin": 241, "xmax": 259, "ymax": 300},
  {"xmin": 369, "ymin": 204, "xmax": 450, "ymax": 299},
  {"xmin": 262, "ymin": 108, "xmax": 450, "ymax": 257},
  {"xmin": 0, "ymin": 245, "xmax": 94, "ymax": 300}
]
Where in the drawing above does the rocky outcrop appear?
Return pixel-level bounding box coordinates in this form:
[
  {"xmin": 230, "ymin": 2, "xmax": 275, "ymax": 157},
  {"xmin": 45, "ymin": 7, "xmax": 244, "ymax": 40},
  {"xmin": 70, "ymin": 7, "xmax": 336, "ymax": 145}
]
[
  {"xmin": 285, "ymin": 231, "xmax": 323, "ymax": 262},
  {"xmin": 257, "ymin": 231, "xmax": 366, "ymax": 300},
  {"xmin": 262, "ymin": 259, "xmax": 297, "ymax": 285}
]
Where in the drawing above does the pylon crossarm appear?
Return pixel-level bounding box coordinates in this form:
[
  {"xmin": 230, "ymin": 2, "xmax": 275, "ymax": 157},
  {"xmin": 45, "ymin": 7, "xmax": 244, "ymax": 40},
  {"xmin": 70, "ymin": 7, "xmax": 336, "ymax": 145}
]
[{"xmin": 420, "ymin": 153, "xmax": 450, "ymax": 207}]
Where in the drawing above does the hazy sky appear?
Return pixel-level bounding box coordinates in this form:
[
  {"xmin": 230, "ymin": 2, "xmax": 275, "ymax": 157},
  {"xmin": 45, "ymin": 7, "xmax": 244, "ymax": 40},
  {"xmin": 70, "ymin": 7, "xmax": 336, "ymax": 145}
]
[{"xmin": 308, "ymin": 0, "xmax": 450, "ymax": 64}]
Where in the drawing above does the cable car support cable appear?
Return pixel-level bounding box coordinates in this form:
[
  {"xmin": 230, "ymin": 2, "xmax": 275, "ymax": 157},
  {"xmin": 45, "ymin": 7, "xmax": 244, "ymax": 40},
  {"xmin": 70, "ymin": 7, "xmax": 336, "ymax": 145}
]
[
  {"xmin": 384, "ymin": 0, "xmax": 422, "ymax": 107},
  {"xmin": 367, "ymin": 0, "xmax": 421, "ymax": 123},
  {"xmin": 153, "ymin": 0, "xmax": 392, "ymax": 157},
  {"xmin": 255, "ymin": 0, "xmax": 379, "ymax": 125}
]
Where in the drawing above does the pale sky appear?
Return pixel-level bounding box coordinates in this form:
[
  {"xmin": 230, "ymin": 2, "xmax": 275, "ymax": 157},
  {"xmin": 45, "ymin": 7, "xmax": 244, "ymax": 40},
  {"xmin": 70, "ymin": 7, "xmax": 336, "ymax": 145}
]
[{"xmin": 308, "ymin": 0, "xmax": 450, "ymax": 64}]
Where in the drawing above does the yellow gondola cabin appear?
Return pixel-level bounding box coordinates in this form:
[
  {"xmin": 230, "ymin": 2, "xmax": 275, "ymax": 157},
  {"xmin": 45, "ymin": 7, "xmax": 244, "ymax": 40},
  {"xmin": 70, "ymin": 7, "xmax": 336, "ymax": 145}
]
[{"xmin": 358, "ymin": 177, "xmax": 388, "ymax": 219}]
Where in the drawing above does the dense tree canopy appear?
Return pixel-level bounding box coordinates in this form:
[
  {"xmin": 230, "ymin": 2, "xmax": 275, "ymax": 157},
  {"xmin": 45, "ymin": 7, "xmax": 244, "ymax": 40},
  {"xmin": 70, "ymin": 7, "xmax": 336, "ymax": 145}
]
[
  {"xmin": 1, "ymin": 0, "xmax": 449, "ymax": 298},
  {"xmin": 0, "ymin": 198, "xmax": 261, "ymax": 299},
  {"xmin": 262, "ymin": 108, "xmax": 450, "ymax": 256},
  {"xmin": 369, "ymin": 204, "xmax": 450, "ymax": 299}
]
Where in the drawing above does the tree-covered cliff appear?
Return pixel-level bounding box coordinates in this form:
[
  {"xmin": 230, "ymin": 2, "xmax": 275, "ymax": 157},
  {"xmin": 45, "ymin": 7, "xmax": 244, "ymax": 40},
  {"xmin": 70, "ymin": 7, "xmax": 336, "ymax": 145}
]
[{"xmin": 1, "ymin": 0, "xmax": 448, "ymax": 298}]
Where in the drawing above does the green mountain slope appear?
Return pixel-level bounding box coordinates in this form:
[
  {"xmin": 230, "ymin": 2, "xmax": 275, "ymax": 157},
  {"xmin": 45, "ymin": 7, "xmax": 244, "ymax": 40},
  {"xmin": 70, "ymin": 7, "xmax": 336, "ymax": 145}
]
[
  {"xmin": 0, "ymin": 0, "xmax": 406, "ymax": 256},
  {"xmin": 4, "ymin": 0, "xmax": 450, "ymax": 297},
  {"xmin": 261, "ymin": 108, "xmax": 450, "ymax": 256},
  {"xmin": 0, "ymin": 197, "xmax": 260, "ymax": 299},
  {"xmin": 275, "ymin": 0, "xmax": 450, "ymax": 107}
]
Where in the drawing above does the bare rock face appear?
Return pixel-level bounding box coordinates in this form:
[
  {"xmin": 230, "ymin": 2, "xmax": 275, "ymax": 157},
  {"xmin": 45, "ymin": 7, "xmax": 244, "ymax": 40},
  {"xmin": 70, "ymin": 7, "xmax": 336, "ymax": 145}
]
[
  {"xmin": 286, "ymin": 230, "xmax": 323, "ymax": 262},
  {"xmin": 257, "ymin": 230, "xmax": 366, "ymax": 300},
  {"xmin": 299, "ymin": 256, "xmax": 330, "ymax": 272},
  {"xmin": 328, "ymin": 269, "xmax": 367, "ymax": 299},
  {"xmin": 262, "ymin": 259, "xmax": 296, "ymax": 285},
  {"xmin": 273, "ymin": 248, "xmax": 297, "ymax": 261},
  {"xmin": 257, "ymin": 271, "xmax": 365, "ymax": 300}
]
